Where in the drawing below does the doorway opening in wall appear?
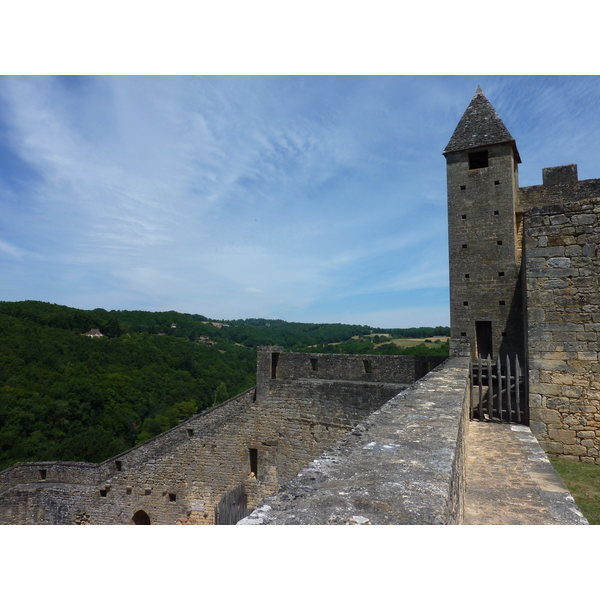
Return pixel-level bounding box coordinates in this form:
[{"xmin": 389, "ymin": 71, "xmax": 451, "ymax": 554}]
[
  {"xmin": 475, "ymin": 321, "xmax": 493, "ymax": 359},
  {"xmin": 271, "ymin": 353, "xmax": 279, "ymax": 379},
  {"xmin": 132, "ymin": 510, "xmax": 151, "ymax": 525},
  {"xmin": 249, "ymin": 448, "xmax": 258, "ymax": 478}
]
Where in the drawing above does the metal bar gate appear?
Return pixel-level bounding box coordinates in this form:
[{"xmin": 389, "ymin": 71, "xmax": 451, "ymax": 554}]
[{"xmin": 469, "ymin": 355, "xmax": 528, "ymax": 425}]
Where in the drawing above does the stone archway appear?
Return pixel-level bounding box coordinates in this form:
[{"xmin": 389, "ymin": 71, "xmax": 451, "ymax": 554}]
[{"xmin": 132, "ymin": 510, "xmax": 151, "ymax": 525}]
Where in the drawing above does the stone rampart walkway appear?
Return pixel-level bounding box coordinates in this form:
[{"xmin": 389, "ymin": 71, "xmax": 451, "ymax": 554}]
[{"xmin": 464, "ymin": 421, "xmax": 588, "ymax": 525}]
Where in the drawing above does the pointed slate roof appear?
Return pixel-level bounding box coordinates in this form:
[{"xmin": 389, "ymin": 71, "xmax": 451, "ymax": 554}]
[{"xmin": 443, "ymin": 87, "xmax": 520, "ymax": 162}]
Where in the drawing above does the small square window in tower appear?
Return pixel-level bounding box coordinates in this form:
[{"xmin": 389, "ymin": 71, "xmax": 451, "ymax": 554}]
[
  {"xmin": 468, "ymin": 150, "xmax": 488, "ymax": 170},
  {"xmin": 310, "ymin": 358, "xmax": 318, "ymax": 372},
  {"xmin": 475, "ymin": 321, "xmax": 493, "ymax": 359}
]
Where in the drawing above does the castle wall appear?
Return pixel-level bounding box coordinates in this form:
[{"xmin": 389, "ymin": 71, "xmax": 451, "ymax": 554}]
[
  {"xmin": 525, "ymin": 198, "xmax": 600, "ymax": 462},
  {"xmin": 519, "ymin": 165, "xmax": 600, "ymax": 210},
  {"xmin": 257, "ymin": 346, "xmax": 437, "ymax": 387},
  {"xmin": 0, "ymin": 349, "xmax": 433, "ymax": 524},
  {"xmin": 239, "ymin": 357, "xmax": 471, "ymax": 525}
]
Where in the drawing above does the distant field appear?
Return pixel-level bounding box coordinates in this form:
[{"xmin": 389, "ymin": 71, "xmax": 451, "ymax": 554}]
[
  {"xmin": 303, "ymin": 335, "xmax": 450, "ymax": 350},
  {"xmin": 341, "ymin": 335, "xmax": 449, "ymax": 349},
  {"xmin": 375, "ymin": 337, "xmax": 449, "ymax": 348}
]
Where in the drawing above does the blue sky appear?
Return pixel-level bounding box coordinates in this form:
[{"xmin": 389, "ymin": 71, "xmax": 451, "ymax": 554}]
[{"xmin": 2, "ymin": 75, "xmax": 600, "ymax": 327}]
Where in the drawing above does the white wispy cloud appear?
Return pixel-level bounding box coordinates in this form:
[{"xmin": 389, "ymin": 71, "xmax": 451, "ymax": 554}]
[
  {"xmin": 1, "ymin": 75, "xmax": 599, "ymax": 327},
  {"xmin": 0, "ymin": 238, "xmax": 27, "ymax": 258}
]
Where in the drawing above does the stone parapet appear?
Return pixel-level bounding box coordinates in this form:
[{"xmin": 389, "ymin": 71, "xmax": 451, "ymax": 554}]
[
  {"xmin": 519, "ymin": 173, "xmax": 600, "ymax": 210},
  {"xmin": 239, "ymin": 357, "xmax": 470, "ymax": 525}
]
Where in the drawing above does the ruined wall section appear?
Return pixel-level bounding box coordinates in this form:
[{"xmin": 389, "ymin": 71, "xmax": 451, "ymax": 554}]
[
  {"xmin": 0, "ymin": 349, "xmax": 431, "ymax": 524},
  {"xmin": 525, "ymin": 198, "xmax": 600, "ymax": 462},
  {"xmin": 0, "ymin": 387, "xmax": 258, "ymax": 494},
  {"xmin": 0, "ymin": 387, "xmax": 258, "ymax": 525}
]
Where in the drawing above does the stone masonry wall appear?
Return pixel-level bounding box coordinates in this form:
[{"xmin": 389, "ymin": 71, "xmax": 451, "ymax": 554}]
[
  {"xmin": 525, "ymin": 198, "xmax": 600, "ymax": 462},
  {"xmin": 257, "ymin": 346, "xmax": 441, "ymax": 388},
  {"xmin": 519, "ymin": 166, "xmax": 600, "ymax": 211},
  {"xmin": 239, "ymin": 357, "xmax": 470, "ymax": 525},
  {"xmin": 0, "ymin": 349, "xmax": 431, "ymax": 524}
]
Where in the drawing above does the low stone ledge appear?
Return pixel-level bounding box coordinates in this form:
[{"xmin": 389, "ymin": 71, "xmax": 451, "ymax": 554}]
[
  {"xmin": 239, "ymin": 357, "xmax": 470, "ymax": 525},
  {"xmin": 510, "ymin": 425, "xmax": 588, "ymax": 525}
]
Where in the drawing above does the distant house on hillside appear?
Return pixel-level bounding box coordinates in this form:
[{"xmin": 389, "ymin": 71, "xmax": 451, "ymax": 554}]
[
  {"xmin": 170, "ymin": 323, "xmax": 177, "ymax": 328},
  {"xmin": 85, "ymin": 329, "xmax": 103, "ymax": 338}
]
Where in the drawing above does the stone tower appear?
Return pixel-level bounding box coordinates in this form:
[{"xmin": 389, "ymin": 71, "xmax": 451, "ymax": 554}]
[{"xmin": 444, "ymin": 87, "xmax": 525, "ymax": 362}]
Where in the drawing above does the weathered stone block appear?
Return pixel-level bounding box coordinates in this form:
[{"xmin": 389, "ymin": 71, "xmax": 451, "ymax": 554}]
[
  {"xmin": 569, "ymin": 403, "xmax": 597, "ymax": 413},
  {"xmin": 528, "ymin": 325, "xmax": 553, "ymax": 341},
  {"xmin": 571, "ymin": 214, "xmax": 596, "ymax": 226},
  {"xmin": 549, "ymin": 373, "xmax": 576, "ymax": 385},
  {"xmin": 527, "ymin": 258, "xmax": 547, "ymax": 268},
  {"xmin": 528, "ymin": 268, "xmax": 579, "ymax": 278},
  {"xmin": 562, "ymin": 386, "xmax": 583, "ymax": 398},
  {"xmin": 529, "ymin": 420, "xmax": 548, "ymax": 439},
  {"xmin": 529, "ymin": 382, "xmax": 562, "ymax": 395},
  {"xmin": 540, "ymin": 441, "xmax": 564, "ymax": 455},
  {"xmin": 576, "ymin": 332, "xmax": 597, "ymax": 342},
  {"xmin": 527, "ymin": 247, "xmax": 565, "ymax": 258},
  {"xmin": 547, "ymin": 257, "xmax": 572, "ymax": 269},
  {"xmin": 548, "ymin": 428, "xmax": 577, "ymax": 445},
  {"xmin": 547, "ymin": 397, "xmax": 570, "ymax": 411},
  {"xmin": 549, "ymin": 215, "xmax": 569, "ymax": 226},
  {"xmin": 564, "ymin": 415, "xmax": 583, "ymax": 425},
  {"xmin": 529, "ymin": 307, "xmax": 546, "ymax": 322},
  {"xmin": 543, "ymin": 279, "xmax": 569, "ymax": 289},
  {"xmin": 545, "ymin": 323, "xmax": 585, "ymax": 332},
  {"xmin": 543, "ymin": 352, "xmax": 570, "ymax": 360},
  {"xmin": 530, "ymin": 408, "xmax": 562, "ymax": 424},
  {"xmin": 563, "ymin": 444, "xmax": 588, "ymax": 456},
  {"xmin": 529, "ymin": 394, "xmax": 543, "ymax": 409},
  {"xmin": 530, "ymin": 359, "xmax": 568, "ymax": 372}
]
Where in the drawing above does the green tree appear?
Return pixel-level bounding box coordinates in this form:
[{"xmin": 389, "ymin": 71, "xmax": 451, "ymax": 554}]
[{"xmin": 213, "ymin": 382, "xmax": 229, "ymax": 405}]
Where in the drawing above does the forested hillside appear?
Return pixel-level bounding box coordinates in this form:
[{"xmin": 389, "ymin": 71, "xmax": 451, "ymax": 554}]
[{"xmin": 0, "ymin": 301, "xmax": 449, "ymax": 470}]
